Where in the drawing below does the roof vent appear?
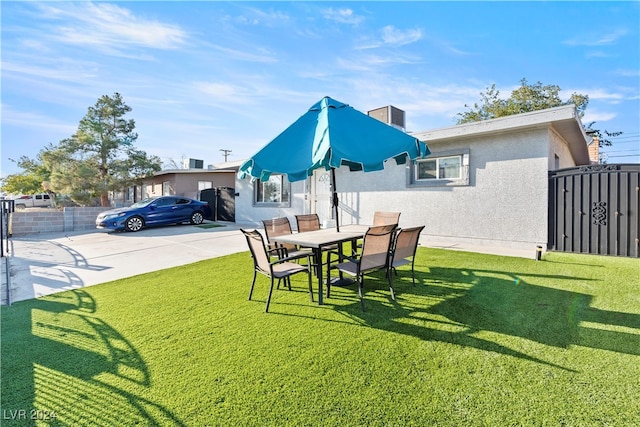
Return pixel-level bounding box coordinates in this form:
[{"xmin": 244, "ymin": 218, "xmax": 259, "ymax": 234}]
[
  {"xmin": 368, "ymin": 105, "xmax": 405, "ymax": 131},
  {"xmin": 184, "ymin": 158, "xmax": 204, "ymax": 169}
]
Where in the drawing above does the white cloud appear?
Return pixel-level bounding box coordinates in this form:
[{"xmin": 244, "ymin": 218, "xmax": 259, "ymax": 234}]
[
  {"xmin": 585, "ymin": 51, "xmax": 610, "ymax": 59},
  {"xmin": 563, "ymin": 87, "xmax": 626, "ymax": 102},
  {"xmin": 2, "ymin": 60, "xmax": 98, "ymax": 82},
  {"xmin": 564, "ymin": 29, "xmax": 628, "ymax": 46},
  {"xmin": 582, "ymin": 110, "xmax": 616, "ymax": 124},
  {"xmin": 381, "ymin": 25, "xmax": 423, "ymax": 46},
  {"xmin": 1, "ymin": 105, "xmax": 77, "ymax": 136},
  {"xmin": 38, "ymin": 2, "xmax": 188, "ymax": 52},
  {"xmin": 194, "ymin": 82, "xmax": 244, "ymax": 103},
  {"xmin": 235, "ymin": 7, "xmax": 292, "ymax": 27},
  {"xmin": 614, "ymin": 68, "xmax": 640, "ymax": 78},
  {"xmin": 356, "ymin": 25, "xmax": 423, "ymax": 50},
  {"xmin": 202, "ymin": 43, "xmax": 278, "ymax": 63},
  {"xmin": 335, "ymin": 52, "xmax": 422, "ymax": 72},
  {"xmin": 322, "ymin": 8, "xmax": 365, "ymax": 25}
]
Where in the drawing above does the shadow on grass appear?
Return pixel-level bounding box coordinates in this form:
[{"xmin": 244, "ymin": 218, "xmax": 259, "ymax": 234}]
[
  {"xmin": 0, "ymin": 289, "xmax": 185, "ymax": 426},
  {"xmin": 328, "ymin": 263, "xmax": 639, "ymax": 371}
]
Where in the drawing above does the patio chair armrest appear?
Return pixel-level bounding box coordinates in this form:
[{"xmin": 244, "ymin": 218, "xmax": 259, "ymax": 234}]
[
  {"xmin": 342, "ymin": 255, "xmax": 360, "ymax": 263},
  {"xmin": 271, "ymin": 253, "xmax": 312, "ymax": 265},
  {"xmin": 267, "ymin": 246, "xmax": 289, "ymax": 259},
  {"xmin": 329, "ymin": 254, "xmax": 359, "ymax": 266}
]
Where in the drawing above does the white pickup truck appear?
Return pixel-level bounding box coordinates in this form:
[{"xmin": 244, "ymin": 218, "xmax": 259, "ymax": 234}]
[{"xmin": 12, "ymin": 193, "xmax": 54, "ymax": 209}]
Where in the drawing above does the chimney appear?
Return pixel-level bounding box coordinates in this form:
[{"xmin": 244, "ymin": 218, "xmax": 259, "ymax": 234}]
[{"xmin": 588, "ymin": 136, "xmax": 600, "ymax": 164}]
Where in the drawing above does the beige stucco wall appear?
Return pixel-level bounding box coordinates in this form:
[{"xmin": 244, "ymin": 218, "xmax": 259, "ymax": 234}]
[
  {"xmin": 327, "ymin": 128, "xmax": 552, "ymax": 251},
  {"xmin": 234, "ymin": 126, "xmax": 562, "ymax": 251},
  {"xmin": 143, "ymin": 171, "xmax": 236, "ymax": 199},
  {"xmin": 236, "ymin": 126, "xmax": 555, "ymax": 252},
  {"xmin": 548, "ymin": 127, "xmax": 578, "ymax": 170},
  {"xmin": 234, "ymin": 178, "xmax": 307, "ymax": 227}
]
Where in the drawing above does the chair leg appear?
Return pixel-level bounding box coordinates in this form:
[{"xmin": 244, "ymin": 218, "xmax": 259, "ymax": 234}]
[
  {"xmin": 358, "ymin": 275, "xmax": 366, "ymax": 312},
  {"xmin": 307, "ymin": 269, "xmax": 314, "ymax": 302},
  {"xmin": 387, "ymin": 270, "xmax": 396, "ymax": 301},
  {"xmin": 411, "ymin": 259, "xmax": 416, "ymax": 286},
  {"xmin": 265, "ymin": 277, "xmax": 275, "ymax": 313},
  {"xmin": 312, "ymin": 254, "xmax": 319, "ymax": 276},
  {"xmin": 249, "ymin": 270, "xmax": 257, "ymax": 300},
  {"xmin": 326, "ymin": 253, "xmax": 332, "ymax": 298}
]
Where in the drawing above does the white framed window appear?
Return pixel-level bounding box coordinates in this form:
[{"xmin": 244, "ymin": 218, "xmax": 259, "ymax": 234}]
[
  {"xmin": 408, "ymin": 149, "xmax": 469, "ymax": 187},
  {"xmin": 416, "ymin": 155, "xmax": 462, "ymax": 180},
  {"xmin": 198, "ymin": 181, "xmax": 213, "ymax": 191},
  {"xmin": 255, "ymin": 174, "xmax": 290, "ymax": 205}
]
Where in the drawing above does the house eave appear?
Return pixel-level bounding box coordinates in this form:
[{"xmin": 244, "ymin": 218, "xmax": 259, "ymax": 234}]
[
  {"xmin": 152, "ymin": 167, "xmax": 238, "ymax": 177},
  {"xmin": 411, "ymin": 104, "xmax": 591, "ymax": 165}
]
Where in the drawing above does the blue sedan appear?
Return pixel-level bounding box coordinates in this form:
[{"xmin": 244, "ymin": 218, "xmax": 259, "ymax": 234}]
[{"xmin": 96, "ymin": 196, "xmax": 213, "ymax": 232}]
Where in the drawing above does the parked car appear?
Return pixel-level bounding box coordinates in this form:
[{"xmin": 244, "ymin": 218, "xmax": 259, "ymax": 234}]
[
  {"xmin": 13, "ymin": 193, "xmax": 53, "ymax": 209},
  {"xmin": 96, "ymin": 196, "xmax": 212, "ymax": 232}
]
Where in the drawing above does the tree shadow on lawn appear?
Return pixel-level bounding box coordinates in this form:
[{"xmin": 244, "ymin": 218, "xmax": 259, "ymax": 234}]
[
  {"xmin": 330, "ymin": 264, "xmax": 639, "ymax": 371},
  {"xmin": 1, "ymin": 289, "xmax": 185, "ymax": 426}
]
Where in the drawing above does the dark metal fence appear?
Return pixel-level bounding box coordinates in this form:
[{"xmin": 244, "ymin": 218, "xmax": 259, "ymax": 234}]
[
  {"xmin": 1, "ymin": 199, "xmax": 14, "ymax": 306},
  {"xmin": 1, "ymin": 199, "xmax": 14, "ymax": 257},
  {"xmin": 200, "ymin": 187, "xmax": 236, "ymax": 222},
  {"xmin": 548, "ymin": 164, "xmax": 640, "ymax": 257}
]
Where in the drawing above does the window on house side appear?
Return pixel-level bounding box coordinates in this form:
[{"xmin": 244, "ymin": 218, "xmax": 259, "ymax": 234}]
[
  {"xmin": 198, "ymin": 181, "xmax": 213, "ymax": 191},
  {"xmin": 255, "ymin": 175, "xmax": 290, "ymax": 204},
  {"xmin": 416, "ymin": 155, "xmax": 462, "ymax": 180}
]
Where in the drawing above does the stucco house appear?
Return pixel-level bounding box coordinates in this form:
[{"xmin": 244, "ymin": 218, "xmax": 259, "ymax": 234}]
[
  {"xmin": 140, "ymin": 104, "xmax": 591, "ymax": 255},
  {"xmin": 233, "ymin": 104, "xmax": 592, "ymax": 254},
  {"xmin": 142, "ymin": 167, "xmax": 236, "ymax": 200}
]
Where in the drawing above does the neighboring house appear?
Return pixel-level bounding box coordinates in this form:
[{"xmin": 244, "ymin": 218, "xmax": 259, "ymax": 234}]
[
  {"xmin": 234, "ymin": 104, "xmax": 592, "ymax": 254},
  {"xmin": 142, "ymin": 166, "xmax": 237, "ymax": 200}
]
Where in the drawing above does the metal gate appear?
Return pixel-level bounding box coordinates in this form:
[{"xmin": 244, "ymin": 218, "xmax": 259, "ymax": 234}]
[
  {"xmin": 1, "ymin": 199, "xmax": 15, "ymax": 256},
  {"xmin": 200, "ymin": 187, "xmax": 236, "ymax": 222},
  {"xmin": 548, "ymin": 164, "xmax": 640, "ymax": 257}
]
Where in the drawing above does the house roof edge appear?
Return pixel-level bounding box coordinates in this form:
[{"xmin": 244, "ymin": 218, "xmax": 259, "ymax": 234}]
[{"xmin": 411, "ymin": 105, "xmax": 590, "ymax": 165}]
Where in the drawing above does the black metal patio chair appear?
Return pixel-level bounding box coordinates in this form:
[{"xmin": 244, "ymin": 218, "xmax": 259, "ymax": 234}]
[
  {"xmin": 241, "ymin": 229, "xmax": 313, "ymax": 313},
  {"xmin": 389, "ymin": 225, "xmax": 425, "ymax": 286},
  {"xmin": 328, "ymin": 224, "xmax": 397, "ymax": 311}
]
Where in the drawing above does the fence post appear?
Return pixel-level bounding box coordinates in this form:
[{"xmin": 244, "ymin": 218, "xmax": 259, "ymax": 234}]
[
  {"xmin": 1, "ymin": 199, "xmax": 14, "ymax": 306},
  {"xmin": 1, "ymin": 200, "xmax": 15, "ymax": 257}
]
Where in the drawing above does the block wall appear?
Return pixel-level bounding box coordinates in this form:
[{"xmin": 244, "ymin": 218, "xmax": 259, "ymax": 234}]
[{"xmin": 9, "ymin": 207, "xmax": 107, "ymax": 236}]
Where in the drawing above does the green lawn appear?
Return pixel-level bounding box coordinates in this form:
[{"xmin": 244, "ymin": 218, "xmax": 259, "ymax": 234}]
[{"xmin": 2, "ymin": 248, "xmax": 639, "ymax": 426}]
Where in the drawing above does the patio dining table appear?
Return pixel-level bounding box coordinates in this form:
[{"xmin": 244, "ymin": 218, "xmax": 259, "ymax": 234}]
[{"xmin": 270, "ymin": 224, "xmax": 369, "ymax": 305}]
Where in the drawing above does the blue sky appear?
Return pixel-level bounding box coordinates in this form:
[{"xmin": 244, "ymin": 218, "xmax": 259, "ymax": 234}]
[{"xmin": 2, "ymin": 1, "xmax": 639, "ymax": 178}]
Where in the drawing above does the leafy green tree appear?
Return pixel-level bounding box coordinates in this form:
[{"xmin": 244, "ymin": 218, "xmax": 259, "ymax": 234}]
[
  {"xmin": 45, "ymin": 93, "xmax": 161, "ymax": 206},
  {"xmin": 456, "ymin": 78, "xmax": 620, "ymax": 148},
  {"xmin": 40, "ymin": 144, "xmax": 98, "ymax": 206},
  {"xmin": 0, "ymin": 152, "xmax": 54, "ymax": 199}
]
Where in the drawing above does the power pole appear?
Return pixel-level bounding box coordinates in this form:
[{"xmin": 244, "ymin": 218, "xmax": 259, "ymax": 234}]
[{"xmin": 220, "ymin": 149, "xmax": 232, "ymax": 162}]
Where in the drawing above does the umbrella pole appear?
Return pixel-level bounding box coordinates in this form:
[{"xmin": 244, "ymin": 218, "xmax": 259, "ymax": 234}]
[{"xmin": 331, "ymin": 168, "xmax": 340, "ymax": 232}]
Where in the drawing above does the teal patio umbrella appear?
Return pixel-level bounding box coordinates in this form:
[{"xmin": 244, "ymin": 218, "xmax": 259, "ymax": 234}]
[{"xmin": 238, "ymin": 96, "xmax": 430, "ymax": 231}]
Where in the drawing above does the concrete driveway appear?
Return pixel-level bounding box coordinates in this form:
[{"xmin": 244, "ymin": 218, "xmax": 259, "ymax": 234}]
[{"xmin": 1, "ymin": 223, "xmax": 248, "ymax": 304}]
